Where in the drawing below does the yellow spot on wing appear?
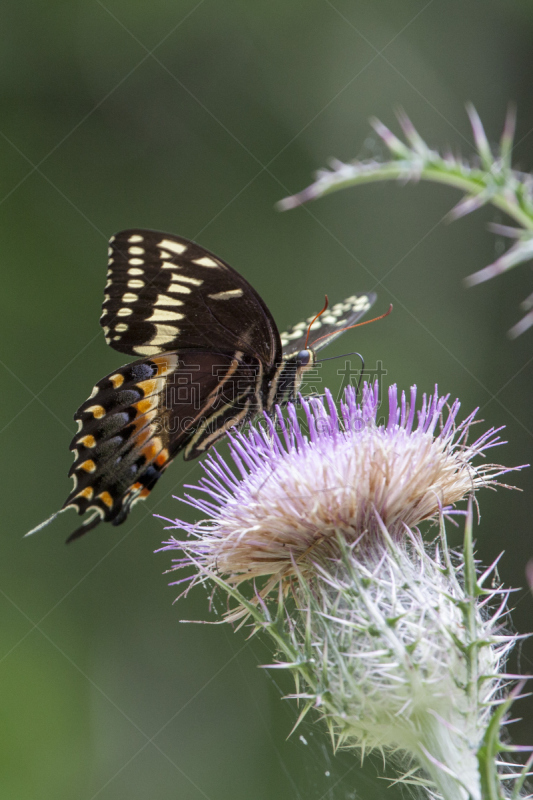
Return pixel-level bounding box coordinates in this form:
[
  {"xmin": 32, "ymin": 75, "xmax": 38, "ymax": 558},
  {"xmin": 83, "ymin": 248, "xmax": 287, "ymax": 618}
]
[
  {"xmin": 133, "ymin": 346, "xmax": 162, "ymax": 356},
  {"xmin": 128, "ymin": 234, "xmax": 143, "ymax": 243},
  {"xmin": 154, "ymin": 294, "xmax": 183, "ymax": 306},
  {"xmin": 193, "ymin": 256, "xmax": 218, "ymax": 267},
  {"xmin": 208, "ymin": 289, "xmax": 244, "ymax": 300},
  {"xmin": 76, "ymin": 486, "xmax": 94, "ymax": 501},
  {"xmin": 158, "ymin": 238, "xmax": 187, "ymax": 255},
  {"xmin": 170, "ymin": 275, "xmax": 203, "ymax": 286},
  {"xmin": 147, "ymin": 309, "xmax": 183, "ymax": 322},
  {"xmin": 167, "ymin": 283, "xmax": 191, "ymax": 295},
  {"xmin": 150, "ymin": 325, "xmax": 178, "ymax": 346}
]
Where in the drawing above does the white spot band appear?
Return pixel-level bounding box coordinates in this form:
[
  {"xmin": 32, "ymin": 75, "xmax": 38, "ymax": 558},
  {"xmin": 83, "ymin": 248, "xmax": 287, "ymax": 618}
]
[{"xmin": 208, "ymin": 289, "xmax": 244, "ymax": 300}]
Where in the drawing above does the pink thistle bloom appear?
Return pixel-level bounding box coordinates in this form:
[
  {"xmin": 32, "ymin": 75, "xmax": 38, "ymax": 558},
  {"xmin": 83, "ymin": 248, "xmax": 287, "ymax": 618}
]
[{"xmin": 161, "ymin": 383, "xmax": 516, "ymax": 598}]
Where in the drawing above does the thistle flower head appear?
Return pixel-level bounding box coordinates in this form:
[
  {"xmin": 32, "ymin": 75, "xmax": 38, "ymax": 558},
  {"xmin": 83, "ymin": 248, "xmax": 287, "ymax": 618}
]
[
  {"xmin": 162, "ymin": 383, "xmax": 514, "ymax": 596},
  {"xmin": 160, "ymin": 384, "xmax": 528, "ymax": 800}
]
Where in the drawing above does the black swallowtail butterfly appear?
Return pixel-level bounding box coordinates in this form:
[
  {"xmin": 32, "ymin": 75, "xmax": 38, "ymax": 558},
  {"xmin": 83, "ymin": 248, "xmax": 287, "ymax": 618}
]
[{"xmin": 28, "ymin": 230, "xmax": 376, "ymax": 542}]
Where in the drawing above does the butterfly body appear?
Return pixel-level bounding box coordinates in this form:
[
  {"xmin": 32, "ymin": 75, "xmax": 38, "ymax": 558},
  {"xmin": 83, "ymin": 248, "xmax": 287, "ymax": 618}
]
[{"xmin": 28, "ymin": 230, "xmax": 376, "ymax": 541}]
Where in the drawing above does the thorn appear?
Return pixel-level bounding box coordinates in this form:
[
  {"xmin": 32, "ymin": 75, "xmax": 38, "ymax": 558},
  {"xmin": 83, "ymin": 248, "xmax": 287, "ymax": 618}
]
[{"xmin": 466, "ymin": 103, "xmax": 493, "ymax": 170}]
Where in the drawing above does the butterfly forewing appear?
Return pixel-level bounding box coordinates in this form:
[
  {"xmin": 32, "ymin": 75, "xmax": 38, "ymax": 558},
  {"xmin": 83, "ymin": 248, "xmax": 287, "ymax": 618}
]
[
  {"xmin": 280, "ymin": 293, "xmax": 376, "ymax": 357},
  {"xmin": 101, "ymin": 229, "xmax": 281, "ymax": 366}
]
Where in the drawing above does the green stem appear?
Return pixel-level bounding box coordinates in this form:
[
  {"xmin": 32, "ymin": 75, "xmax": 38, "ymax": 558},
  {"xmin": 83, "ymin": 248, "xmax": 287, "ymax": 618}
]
[{"xmin": 285, "ymin": 160, "xmax": 533, "ymax": 231}]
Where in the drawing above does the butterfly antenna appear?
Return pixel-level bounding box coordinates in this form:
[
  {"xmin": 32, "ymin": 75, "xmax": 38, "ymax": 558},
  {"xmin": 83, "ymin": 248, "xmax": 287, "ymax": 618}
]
[
  {"xmin": 311, "ymin": 303, "xmax": 393, "ymax": 348},
  {"xmin": 305, "ymin": 295, "xmax": 329, "ymax": 348}
]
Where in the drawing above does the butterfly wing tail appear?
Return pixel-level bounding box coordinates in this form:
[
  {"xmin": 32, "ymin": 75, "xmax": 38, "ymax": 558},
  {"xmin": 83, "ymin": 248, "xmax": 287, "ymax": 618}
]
[
  {"xmin": 24, "ymin": 509, "xmax": 65, "ymax": 537},
  {"xmin": 65, "ymin": 511, "xmax": 104, "ymax": 544},
  {"xmin": 25, "ymin": 505, "xmax": 105, "ymax": 543}
]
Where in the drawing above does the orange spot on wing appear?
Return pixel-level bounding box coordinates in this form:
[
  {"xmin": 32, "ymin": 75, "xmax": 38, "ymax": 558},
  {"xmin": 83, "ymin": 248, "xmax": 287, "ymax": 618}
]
[
  {"xmin": 78, "ymin": 434, "xmax": 96, "ymax": 448},
  {"xmin": 109, "ymin": 373, "xmax": 125, "ymax": 389},
  {"xmin": 76, "ymin": 486, "xmax": 94, "ymax": 501},
  {"xmin": 129, "ymin": 412, "xmax": 157, "ymax": 434},
  {"xmin": 134, "ymin": 428, "xmax": 152, "ymax": 447},
  {"xmin": 141, "ymin": 438, "xmax": 162, "ymax": 463},
  {"xmin": 137, "ymin": 378, "xmax": 157, "ymax": 396},
  {"xmin": 134, "ymin": 398, "xmax": 157, "ymax": 416},
  {"xmin": 151, "ymin": 355, "xmax": 176, "ymax": 377},
  {"xmin": 156, "ymin": 448, "xmax": 169, "ymax": 467},
  {"xmin": 79, "ymin": 459, "xmax": 96, "ymax": 473},
  {"xmin": 126, "ymin": 481, "xmax": 150, "ymax": 501},
  {"xmin": 97, "ymin": 491, "xmax": 113, "ymax": 509},
  {"xmin": 86, "ymin": 405, "xmax": 105, "ymax": 419}
]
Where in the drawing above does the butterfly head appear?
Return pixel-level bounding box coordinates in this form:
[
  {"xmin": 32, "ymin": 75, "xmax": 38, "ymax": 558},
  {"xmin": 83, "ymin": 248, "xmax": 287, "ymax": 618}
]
[
  {"xmin": 295, "ymin": 349, "xmax": 312, "ymax": 368},
  {"xmin": 269, "ymin": 348, "xmax": 317, "ymax": 407}
]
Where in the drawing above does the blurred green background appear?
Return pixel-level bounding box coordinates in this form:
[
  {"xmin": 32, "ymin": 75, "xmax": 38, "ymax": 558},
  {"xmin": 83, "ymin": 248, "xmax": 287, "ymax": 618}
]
[{"xmin": 2, "ymin": 1, "xmax": 533, "ymax": 798}]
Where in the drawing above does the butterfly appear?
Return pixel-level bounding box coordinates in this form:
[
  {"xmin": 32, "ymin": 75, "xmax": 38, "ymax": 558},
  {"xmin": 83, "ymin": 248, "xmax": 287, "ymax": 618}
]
[{"xmin": 28, "ymin": 229, "xmax": 376, "ymax": 542}]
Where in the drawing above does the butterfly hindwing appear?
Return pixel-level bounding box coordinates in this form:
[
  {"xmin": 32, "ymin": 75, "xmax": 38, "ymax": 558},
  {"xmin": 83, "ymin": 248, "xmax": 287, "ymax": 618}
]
[
  {"xmin": 175, "ymin": 352, "xmax": 264, "ymax": 461},
  {"xmin": 62, "ymin": 349, "xmax": 264, "ymax": 540},
  {"xmin": 280, "ymin": 293, "xmax": 377, "ymax": 357},
  {"xmin": 101, "ymin": 229, "xmax": 281, "ymax": 367},
  {"xmin": 62, "ymin": 353, "xmax": 178, "ymax": 540}
]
